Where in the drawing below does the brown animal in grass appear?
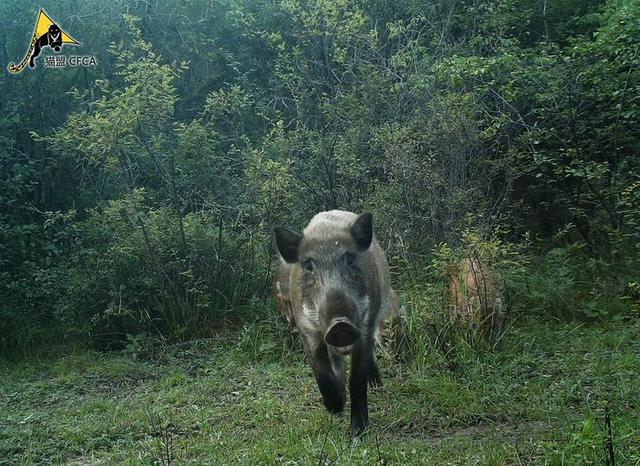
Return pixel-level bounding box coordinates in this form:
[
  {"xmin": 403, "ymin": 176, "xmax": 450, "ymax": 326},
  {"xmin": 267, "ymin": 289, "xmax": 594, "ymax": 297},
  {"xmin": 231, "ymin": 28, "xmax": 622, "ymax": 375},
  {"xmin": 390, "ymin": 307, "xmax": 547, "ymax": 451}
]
[{"xmin": 448, "ymin": 257, "xmax": 505, "ymax": 333}]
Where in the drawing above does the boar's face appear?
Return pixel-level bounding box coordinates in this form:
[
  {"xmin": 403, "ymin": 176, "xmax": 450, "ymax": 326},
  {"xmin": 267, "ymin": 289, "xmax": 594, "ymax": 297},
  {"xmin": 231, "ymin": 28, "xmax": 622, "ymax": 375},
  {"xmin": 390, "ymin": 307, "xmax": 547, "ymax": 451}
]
[{"xmin": 273, "ymin": 213, "xmax": 374, "ymax": 348}]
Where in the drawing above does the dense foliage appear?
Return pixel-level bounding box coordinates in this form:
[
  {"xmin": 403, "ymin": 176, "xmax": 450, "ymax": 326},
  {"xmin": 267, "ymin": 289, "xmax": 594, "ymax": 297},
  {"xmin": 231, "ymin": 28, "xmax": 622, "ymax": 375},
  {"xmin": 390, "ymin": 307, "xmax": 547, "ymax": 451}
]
[{"xmin": 1, "ymin": 0, "xmax": 638, "ymax": 354}]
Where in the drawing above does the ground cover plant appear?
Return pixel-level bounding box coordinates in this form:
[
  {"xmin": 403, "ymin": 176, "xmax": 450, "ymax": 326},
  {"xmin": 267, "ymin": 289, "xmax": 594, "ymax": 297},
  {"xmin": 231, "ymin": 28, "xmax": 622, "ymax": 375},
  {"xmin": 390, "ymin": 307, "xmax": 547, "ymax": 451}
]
[
  {"xmin": 1, "ymin": 0, "xmax": 639, "ymax": 463},
  {"xmin": 1, "ymin": 315, "xmax": 638, "ymax": 464}
]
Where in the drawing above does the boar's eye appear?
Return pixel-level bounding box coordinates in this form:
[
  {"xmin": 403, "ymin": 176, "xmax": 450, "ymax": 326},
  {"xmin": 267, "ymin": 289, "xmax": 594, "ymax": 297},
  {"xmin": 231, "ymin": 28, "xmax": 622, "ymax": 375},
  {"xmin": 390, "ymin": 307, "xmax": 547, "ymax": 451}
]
[{"xmin": 303, "ymin": 258, "xmax": 314, "ymax": 273}]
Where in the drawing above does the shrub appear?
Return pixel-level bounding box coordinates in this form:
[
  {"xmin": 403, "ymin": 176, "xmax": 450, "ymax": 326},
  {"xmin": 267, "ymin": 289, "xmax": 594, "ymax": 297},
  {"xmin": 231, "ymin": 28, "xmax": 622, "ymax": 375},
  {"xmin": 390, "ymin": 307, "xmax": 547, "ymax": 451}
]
[{"xmin": 510, "ymin": 243, "xmax": 632, "ymax": 321}]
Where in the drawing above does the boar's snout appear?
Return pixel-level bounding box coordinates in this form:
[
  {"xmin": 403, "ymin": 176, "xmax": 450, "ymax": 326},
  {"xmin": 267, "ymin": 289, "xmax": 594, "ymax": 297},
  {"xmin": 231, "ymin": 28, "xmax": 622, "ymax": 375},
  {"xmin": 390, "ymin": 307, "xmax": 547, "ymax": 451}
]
[
  {"xmin": 322, "ymin": 290, "xmax": 361, "ymax": 347},
  {"xmin": 325, "ymin": 317, "xmax": 360, "ymax": 347}
]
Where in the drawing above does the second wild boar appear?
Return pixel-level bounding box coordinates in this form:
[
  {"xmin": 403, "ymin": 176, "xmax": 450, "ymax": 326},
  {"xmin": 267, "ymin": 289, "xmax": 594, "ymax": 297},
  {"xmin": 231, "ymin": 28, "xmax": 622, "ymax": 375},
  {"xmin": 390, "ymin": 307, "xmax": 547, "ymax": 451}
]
[{"xmin": 448, "ymin": 257, "xmax": 505, "ymax": 333}]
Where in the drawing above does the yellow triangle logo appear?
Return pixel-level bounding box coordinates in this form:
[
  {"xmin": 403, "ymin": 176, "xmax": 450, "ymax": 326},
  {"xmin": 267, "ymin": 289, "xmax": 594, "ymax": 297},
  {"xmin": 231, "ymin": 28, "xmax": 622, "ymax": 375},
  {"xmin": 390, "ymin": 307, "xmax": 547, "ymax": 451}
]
[
  {"xmin": 7, "ymin": 8, "xmax": 80, "ymax": 74},
  {"xmin": 34, "ymin": 9, "xmax": 79, "ymax": 45}
]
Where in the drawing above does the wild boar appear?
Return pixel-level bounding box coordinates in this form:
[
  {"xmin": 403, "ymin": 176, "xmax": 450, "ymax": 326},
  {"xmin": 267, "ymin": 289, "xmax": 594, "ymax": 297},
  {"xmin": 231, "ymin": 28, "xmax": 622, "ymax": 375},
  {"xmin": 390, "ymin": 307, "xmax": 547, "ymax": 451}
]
[
  {"xmin": 272, "ymin": 210, "xmax": 403, "ymax": 437},
  {"xmin": 448, "ymin": 257, "xmax": 505, "ymax": 333}
]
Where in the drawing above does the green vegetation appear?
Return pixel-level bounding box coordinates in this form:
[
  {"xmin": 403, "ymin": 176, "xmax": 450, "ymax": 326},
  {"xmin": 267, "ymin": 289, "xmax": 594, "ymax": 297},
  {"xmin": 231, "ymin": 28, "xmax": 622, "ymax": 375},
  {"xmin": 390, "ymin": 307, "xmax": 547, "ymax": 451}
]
[
  {"xmin": 1, "ymin": 317, "xmax": 638, "ymax": 464},
  {"xmin": 2, "ymin": 0, "xmax": 639, "ymax": 352},
  {"xmin": 1, "ymin": 0, "xmax": 639, "ymax": 462}
]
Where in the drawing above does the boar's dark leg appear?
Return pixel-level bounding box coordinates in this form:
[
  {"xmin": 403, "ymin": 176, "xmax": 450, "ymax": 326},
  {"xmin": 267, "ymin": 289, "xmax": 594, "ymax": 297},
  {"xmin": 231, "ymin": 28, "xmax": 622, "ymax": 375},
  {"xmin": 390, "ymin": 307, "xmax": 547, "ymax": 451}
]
[
  {"xmin": 349, "ymin": 340, "xmax": 374, "ymax": 437},
  {"xmin": 310, "ymin": 342, "xmax": 346, "ymax": 414}
]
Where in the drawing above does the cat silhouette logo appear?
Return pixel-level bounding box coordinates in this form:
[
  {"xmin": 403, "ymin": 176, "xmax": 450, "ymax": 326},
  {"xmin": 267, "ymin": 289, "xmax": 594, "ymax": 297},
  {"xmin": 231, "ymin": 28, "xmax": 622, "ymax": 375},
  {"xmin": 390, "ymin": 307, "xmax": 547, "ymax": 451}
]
[{"xmin": 8, "ymin": 9, "xmax": 79, "ymax": 73}]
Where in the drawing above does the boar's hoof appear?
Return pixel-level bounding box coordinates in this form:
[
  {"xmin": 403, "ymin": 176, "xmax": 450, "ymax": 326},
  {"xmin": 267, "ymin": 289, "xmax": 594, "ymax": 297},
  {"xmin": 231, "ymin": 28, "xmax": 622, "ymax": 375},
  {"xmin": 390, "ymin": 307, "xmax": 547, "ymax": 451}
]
[
  {"xmin": 349, "ymin": 420, "xmax": 368, "ymax": 438},
  {"xmin": 325, "ymin": 318, "xmax": 361, "ymax": 348}
]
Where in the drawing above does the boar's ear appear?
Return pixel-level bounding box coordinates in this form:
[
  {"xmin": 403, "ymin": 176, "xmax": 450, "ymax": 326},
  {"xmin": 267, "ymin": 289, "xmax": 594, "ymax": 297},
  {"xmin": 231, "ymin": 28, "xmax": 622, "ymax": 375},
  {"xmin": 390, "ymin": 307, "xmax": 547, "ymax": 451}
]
[
  {"xmin": 350, "ymin": 213, "xmax": 373, "ymax": 251},
  {"xmin": 272, "ymin": 226, "xmax": 303, "ymax": 263}
]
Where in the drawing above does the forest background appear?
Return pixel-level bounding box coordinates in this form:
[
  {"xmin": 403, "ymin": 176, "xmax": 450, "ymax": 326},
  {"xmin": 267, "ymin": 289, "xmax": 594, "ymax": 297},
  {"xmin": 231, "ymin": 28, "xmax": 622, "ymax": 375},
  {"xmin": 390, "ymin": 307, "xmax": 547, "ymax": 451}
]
[{"xmin": 2, "ymin": 0, "xmax": 639, "ymax": 353}]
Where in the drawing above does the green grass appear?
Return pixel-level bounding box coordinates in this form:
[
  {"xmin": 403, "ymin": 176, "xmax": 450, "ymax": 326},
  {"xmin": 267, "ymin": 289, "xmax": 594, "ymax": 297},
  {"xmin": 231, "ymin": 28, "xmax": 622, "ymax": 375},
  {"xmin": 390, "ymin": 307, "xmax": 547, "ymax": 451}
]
[{"xmin": 1, "ymin": 317, "xmax": 639, "ymax": 465}]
